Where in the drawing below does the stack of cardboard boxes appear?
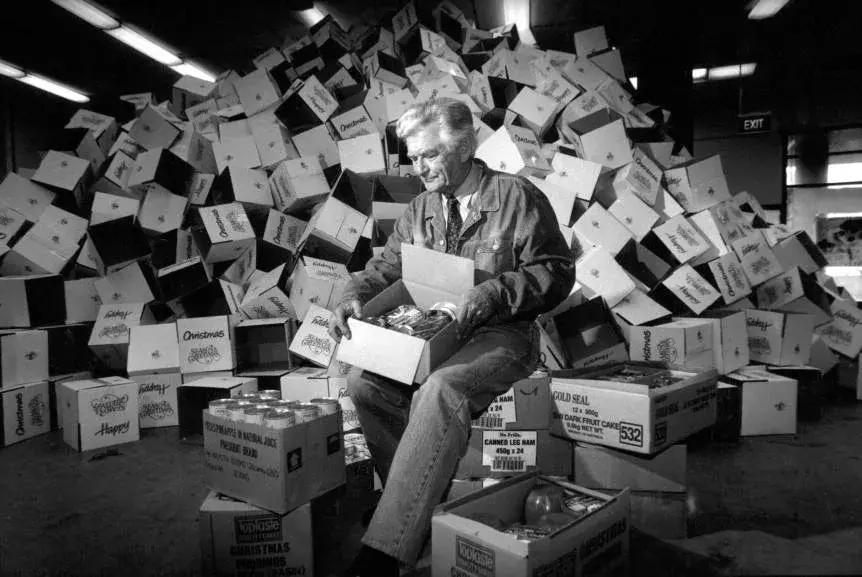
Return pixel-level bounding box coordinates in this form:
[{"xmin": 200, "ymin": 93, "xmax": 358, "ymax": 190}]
[{"xmin": 2, "ymin": 1, "xmax": 861, "ymax": 573}]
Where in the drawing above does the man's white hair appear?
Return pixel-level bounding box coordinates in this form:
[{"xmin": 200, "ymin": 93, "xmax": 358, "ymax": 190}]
[{"xmin": 395, "ymin": 97, "xmax": 477, "ymax": 156}]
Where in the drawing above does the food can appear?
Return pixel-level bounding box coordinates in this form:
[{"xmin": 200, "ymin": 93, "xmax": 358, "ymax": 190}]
[
  {"xmin": 236, "ymin": 392, "xmax": 261, "ymax": 400},
  {"xmin": 208, "ymin": 398, "xmax": 234, "ymax": 418},
  {"xmin": 257, "ymin": 389, "xmax": 282, "ymax": 400},
  {"xmin": 293, "ymin": 403, "xmax": 320, "ymax": 424},
  {"xmin": 270, "ymin": 399, "xmax": 295, "ymax": 408},
  {"xmin": 310, "ymin": 398, "xmax": 340, "ymax": 416},
  {"xmin": 243, "ymin": 407, "xmax": 270, "ymax": 425},
  {"xmin": 264, "ymin": 408, "xmax": 296, "ymax": 429},
  {"xmin": 228, "ymin": 400, "xmax": 253, "ymax": 421}
]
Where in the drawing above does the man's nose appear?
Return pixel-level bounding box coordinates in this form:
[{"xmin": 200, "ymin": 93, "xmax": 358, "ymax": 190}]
[{"xmin": 414, "ymin": 157, "xmax": 428, "ymax": 174}]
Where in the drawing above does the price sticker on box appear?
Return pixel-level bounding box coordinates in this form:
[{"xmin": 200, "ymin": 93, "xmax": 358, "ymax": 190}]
[
  {"xmin": 481, "ymin": 431, "xmax": 537, "ymax": 473},
  {"xmin": 473, "ymin": 393, "xmax": 516, "ymax": 429}
]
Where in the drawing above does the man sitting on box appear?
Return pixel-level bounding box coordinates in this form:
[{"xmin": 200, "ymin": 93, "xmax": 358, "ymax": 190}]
[{"xmin": 329, "ymin": 97, "xmax": 575, "ymax": 576}]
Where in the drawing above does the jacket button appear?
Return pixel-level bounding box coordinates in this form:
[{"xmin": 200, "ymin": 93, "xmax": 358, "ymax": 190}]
[{"xmin": 439, "ymin": 240, "xmax": 444, "ymax": 245}]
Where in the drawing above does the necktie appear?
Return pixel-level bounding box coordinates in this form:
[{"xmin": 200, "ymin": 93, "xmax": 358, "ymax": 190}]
[{"xmin": 445, "ymin": 194, "xmax": 462, "ymax": 255}]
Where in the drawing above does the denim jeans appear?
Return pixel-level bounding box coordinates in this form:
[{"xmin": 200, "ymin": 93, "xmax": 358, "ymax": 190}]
[{"xmin": 347, "ymin": 321, "xmax": 539, "ymax": 566}]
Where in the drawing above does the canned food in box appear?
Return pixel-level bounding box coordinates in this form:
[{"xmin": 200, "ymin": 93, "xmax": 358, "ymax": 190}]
[
  {"xmin": 208, "ymin": 398, "xmax": 234, "ymax": 417},
  {"xmin": 294, "ymin": 403, "xmax": 320, "ymax": 424},
  {"xmin": 310, "ymin": 398, "xmax": 339, "ymax": 416},
  {"xmin": 243, "ymin": 407, "xmax": 270, "ymax": 425},
  {"xmin": 264, "ymin": 408, "xmax": 296, "ymax": 429}
]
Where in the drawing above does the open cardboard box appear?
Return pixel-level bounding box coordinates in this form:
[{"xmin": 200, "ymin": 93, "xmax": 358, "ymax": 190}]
[
  {"xmin": 432, "ymin": 472, "xmax": 630, "ymax": 577},
  {"xmin": 337, "ymin": 244, "xmax": 473, "ymax": 385}
]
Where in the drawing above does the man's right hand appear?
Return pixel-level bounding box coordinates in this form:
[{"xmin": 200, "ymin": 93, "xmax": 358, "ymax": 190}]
[{"xmin": 329, "ymin": 299, "xmax": 363, "ymax": 341}]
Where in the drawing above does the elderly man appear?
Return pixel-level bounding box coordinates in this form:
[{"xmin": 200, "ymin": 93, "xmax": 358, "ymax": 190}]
[{"xmin": 329, "ymin": 98, "xmax": 575, "ymax": 576}]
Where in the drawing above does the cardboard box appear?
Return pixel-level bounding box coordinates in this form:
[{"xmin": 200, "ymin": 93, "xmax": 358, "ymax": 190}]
[
  {"xmin": 731, "ymin": 231, "xmax": 783, "ymax": 286},
  {"xmin": 64, "ymin": 279, "xmax": 101, "ymax": 324},
  {"xmin": 1, "ymin": 380, "xmax": 50, "ymax": 446},
  {"xmin": 88, "ymin": 303, "xmax": 154, "ymax": 370},
  {"xmin": 127, "ymin": 323, "xmax": 180, "ymax": 376},
  {"xmin": 551, "ymin": 298, "xmax": 628, "ymax": 369},
  {"xmin": 234, "ymin": 68, "xmax": 281, "ymax": 117},
  {"xmin": 551, "ymin": 363, "xmax": 718, "ymax": 454},
  {"xmin": 292, "ymin": 124, "xmax": 340, "ymax": 169},
  {"xmin": 239, "ymin": 264, "xmax": 295, "ymax": 321},
  {"xmin": 652, "ymin": 264, "xmax": 721, "ymax": 316},
  {"xmin": 574, "ymin": 26, "xmax": 609, "ymax": 57},
  {"xmin": 701, "ymin": 252, "xmax": 752, "ymax": 305},
  {"xmin": 628, "ymin": 320, "xmax": 715, "ymax": 372},
  {"xmin": 31, "ymin": 150, "xmax": 90, "ymax": 206},
  {"xmin": 773, "ymin": 231, "xmax": 828, "ymax": 275},
  {"xmin": 767, "ymin": 365, "xmax": 824, "ymax": 422},
  {"xmin": 576, "ymin": 247, "xmax": 635, "ymax": 308},
  {"xmin": 280, "ymin": 366, "xmax": 334, "ymax": 401},
  {"xmin": 194, "ymin": 203, "xmax": 257, "ymax": 263},
  {"xmin": 289, "ymin": 304, "xmax": 339, "ymax": 368},
  {"xmin": 45, "ymin": 323, "xmax": 93, "ymax": 377},
  {"xmin": 337, "ymin": 133, "xmax": 386, "ymax": 176},
  {"xmin": 234, "ymin": 318, "xmax": 297, "ymax": 373},
  {"xmin": 199, "ymin": 491, "xmax": 313, "ymax": 577},
  {"xmin": 574, "ymin": 442, "xmax": 687, "ymax": 493},
  {"xmin": 455, "ymin": 429, "xmax": 573, "ymax": 478},
  {"xmin": 0, "ymin": 330, "xmax": 49, "ymax": 389},
  {"xmin": 573, "ymin": 203, "xmax": 632, "ymax": 257},
  {"xmin": 645, "ymin": 215, "xmax": 710, "ymax": 266},
  {"xmin": 0, "ymin": 274, "xmax": 66, "ymax": 329},
  {"xmin": 432, "ymin": 473, "xmax": 630, "ymax": 577},
  {"xmin": 611, "ymin": 288, "xmax": 670, "ymax": 329},
  {"xmin": 289, "ymin": 257, "xmax": 351, "ymax": 321},
  {"xmin": 472, "ymin": 370, "xmax": 552, "ymax": 430},
  {"xmin": 818, "ymin": 298, "xmax": 862, "ymax": 358},
  {"xmin": 202, "ymin": 409, "xmax": 345, "ymax": 514},
  {"xmin": 212, "ymin": 166, "xmax": 273, "ymax": 209},
  {"xmin": 474, "ymin": 125, "xmax": 552, "ymax": 178},
  {"xmin": 745, "ymin": 310, "xmax": 815, "ymax": 366},
  {"xmin": 58, "ymin": 376, "xmax": 141, "ymax": 451},
  {"xmin": 687, "ymin": 311, "xmax": 749, "ymax": 375},
  {"xmin": 177, "ymin": 316, "xmax": 235, "ymax": 374},
  {"xmin": 337, "ymin": 244, "xmax": 472, "ymax": 385},
  {"xmin": 132, "ymin": 372, "xmax": 181, "ymax": 428},
  {"xmin": 157, "ymin": 257, "xmax": 212, "ymax": 303},
  {"xmin": 724, "ymin": 367, "xmax": 798, "ymax": 436},
  {"xmin": 212, "ymin": 136, "xmax": 262, "ymax": 174},
  {"xmin": 627, "ymin": 491, "xmax": 688, "ymax": 540},
  {"xmin": 663, "ymin": 155, "xmax": 731, "ymax": 213},
  {"xmin": 177, "ymin": 375, "xmax": 258, "ymax": 438},
  {"xmin": 564, "ymin": 109, "xmax": 633, "ymax": 170},
  {"xmin": 94, "ymin": 260, "xmax": 157, "ymax": 305},
  {"xmin": 0, "ymin": 172, "xmax": 56, "ymax": 222},
  {"xmin": 297, "ymin": 196, "xmax": 368, "ymax": 264},
  {"xmin": 269, "ymin": 157, "xmax": 331, "ymax": 213}
]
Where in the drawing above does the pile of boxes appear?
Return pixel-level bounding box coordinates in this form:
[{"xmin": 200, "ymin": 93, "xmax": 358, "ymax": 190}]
[{"xmin": 2, "ymin": 0, "xmax": 862, "ymax": 573}]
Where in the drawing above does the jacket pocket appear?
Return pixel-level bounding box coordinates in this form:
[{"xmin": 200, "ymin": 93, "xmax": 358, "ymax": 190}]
[{"xmin": 474, "ymin": 238, "xmax": 514, "ymax": 278}]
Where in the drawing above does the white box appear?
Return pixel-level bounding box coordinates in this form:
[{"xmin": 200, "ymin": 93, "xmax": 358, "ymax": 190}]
[
  {"xmin": 138, "ymin": 188, "xmax": 188, "ymax": 234},
  {"xmin": 196, "ymin": 203, "xmax": 257, "ymax": 263},
  {"xmin": 732, "ymin": 231, "xmax": 783, "ymax": 286},
  {"xmin": 651, "ymin": 215, "xmax": 709, "ymax": 265},
  {"xmin": 298, "ymin": 196, "xmax": 368, "ymax": 263},
  {"xmin": 337, "ymin": 133, "xmax": 386, "ymax": 176},
  {"xmin": 663, "ymin": 155, "xmax": 731, "ymax": 214},
  {"xmin": 628, "ymin": 319, "xmax": 714, "ymax": 372},
  {"xmin": 279, "ymin": 366, "xmax": 333, "ymax": 400},
  {"xmin": 660, "ymin": 265, "xmax": 721, "ymax": 315},
  {"xmin": 527, "ymin": 177, "xmax": 576, "ymax": 227},
  {"xmin": 818, "ymin": 299, "xmax": 862, "ymax": 358},
  {"xmin": 87, "ymin": 303, "xmax": 153, "ymax": 369},
  {"xmin": 199, "ymin": 492, "xmax": 313, "ymax": 577},
  {"xmin": 289, "ymin": 304, "xmax": 340, "ymax": 368},
  {"xmin": 689, "ymin": 311, "xmax": 750, "ymax": 375},
  {"xmin": 574, "ymin": 26, "xmax": 609, "ymax": 57},
  {"xmin": 132, "ymin": 372, "xmax": 181, "ymax": 428},
  {"xmin": 59, "ymin": 377, "xmax": 141, "ymax": 451},
  {"xmin": 94, "ymin": 261, "xmax": 155, "ymax": 305},
  {"xmin": 564, "ymin": 109, "xmax": 632, "ymax": 170},
  {"xmin": 551, "ymin": 363, "xmax": 717, "ymax": 454},
  {"xmin": 475, "ymin": 126, "xmax": 552, "ymax": 178},
  {"xmin": 726, "ymin": 367, "xmax": 798, "ymax": 436},
  {"xmin": 292, "ymin": 124, "xmax": 340, "ymax": 169},
  {"xmin": 129, "ymin": 105, "xmax": 181, "ymax": 150},
  {"xmin": 90, "ymin": 192, "xmax": 139, "ymax": 225},
  {"xmin": 177, "ymin": 316, "xmax": 235, "ymax": 374},
  {"xmin": 546, "ymin": 153, "xmax": 602, "ymax": 202},
  {"xmin": 337, "ymin": 245, "xmax": 473, "ymax": 385},
  {"xmin": 1, "ymin": 380, "xmax": 50, "ymax": 446},
  {"xmin": 127, "ymin": 323, "xmax": 181, "ymax": 376},
  {"xmin": 0, "ymin": 172, "xmax": 55, "ymax": 222},
  {"xmin": 611, "ymin": 288, "xmax": 670, "ymax": 327},
  {"xmin": 573, "ymin": 203, "xmax": 632, "ymax": 257},
  {"xmin": 269, "ymin": 157, "xmax": 331, "ymax": 213},
  {"xmin": 707, "ymin": 252, "xmax": 752, "ymax": 305},
  {"xmin": 746, "ymin": 310, "xmax": 815, "ymax": 366},
  {"xmin": 576, "ymin": 247, "xmax": 635, "ymax": 308},
  {"xmin": 508, "ymin": 87, "xmax": 559, "ymax": 136},
  {"xmin": 64, "ymin": 278, "xmax": 101, "ymax": 323},
  {"xmin": 213, "ymin": 136, "xmax": 262, "ymax": 173},
  {"xmin": 262, "ymin": 210, "xmax": 306, "ymax": 254},
  {"xmin": 0, "ymin": 330, "xmax": 49, "ymax": 389},
  {"xmin": 235, "ymin": 68, "xmax": 281, "ymax": 117},
  {"xmin": 289, "ymin": 257, "xmax": 351, "ymax": 321}
]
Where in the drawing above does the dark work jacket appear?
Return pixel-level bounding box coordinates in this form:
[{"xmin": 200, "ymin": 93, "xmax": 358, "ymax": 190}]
[{"xmin": 341, "ymin": 159, "xmax": 576, "ymax": 332}]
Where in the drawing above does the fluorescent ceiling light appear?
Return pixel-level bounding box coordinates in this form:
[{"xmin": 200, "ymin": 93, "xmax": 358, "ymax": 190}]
[
  {"xmin": 50, "ymin": 0, "xmax": 119, "ymax": 29},
  {"xmin": 298, "ymin": 6, "xmax": 326, "ymax": 27},
  {"xmin": 823, "ymin": 266, "xmax": 862, "ymax": 277},
  {"xmin": 0, "ymin": 59, "xmax": 25, "ymax": 79},
  {"xmin": 107, "ymin": 25, "xmax": 182, "ymax": 66},
  {"xmin": 171, "ymin": 62, "xmax": 217, "ymax": 83},
  {"xmin": 19, "ymin": 74, "xmax": 89, "ymax": 103},
  {"xmin": 628, "ymin": 77, "xmax": 638, "ymax": 90},
  {"xmin": 708, "ymin": 63, "xmax": 756, "ymax": 80},
  {"xmin": 748, "ymin": 0, "xmax": 791, "ymax": 20},
  {"xmin": 692, "ymin": 67, "xmax": 707, "ymax": 81}
]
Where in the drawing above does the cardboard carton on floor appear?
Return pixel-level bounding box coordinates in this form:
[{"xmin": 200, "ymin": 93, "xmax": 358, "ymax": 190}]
[
  {"xmin": 44, "ymin": 323, "xmax": 94, "ymax": 377},
  {"xmin": 336, "ymin": 244, "xmax": 472, "ymax": 385},
  {"xmin": 432, "ymin": 473, "xmax": 630, "ymax": 577},
  {"xmin": 767, "ymin": 365, "xmax": 824, "ymax": 422},
  {"xmin": 628, "ymin": 319, "xmax": 715, "ymax": 372},
  {"xmin": 132, "ymin": 372, "xmax": 182, "ymax": 428},
  {"xmin": 745, "ymin": 309, "xmax": 815, "ymax": 366},
  {"xmin": 574, "ymin": 442, "xmax": 687, "ymax": 493},
  {"xmin": 58, "ymin": 376, "xmax": 140, "ymax": 451},
  {"xmin": 1, "ymin": 380, "xmax": 50, "ymax": 446},
  {"xmin": 234, "ymin": 318, "xmax": 297, "ymax": 374},
  {"xmin": 455, "ymin": 429, "xmax": 573, "ymax": 478},
  {"xmin": 471, "ymin": 370, "xmax": 552, "ymax": 431},
  {"xmin": 280, "ymin": 366, "xmax": 334, "ymax": 401},
  {"xmin": 723, "ymin": 367, "xmax": 798, "ymax": 436},
  {"xmin": 127, "ymin": 323, "xmax": 181, "ymax": 376},
  {"xmin": 177, "ymin": 375, "xmax": 257, "ymax": 437},
  {"xmin": 685, "ymin": 310, "xmax": 750, "ymax": 375},
  {"xmin": 202, "ymin": 409, "xmax": 345, "ymax": 513},
  {"xmin": 199, "ymin": 491, "xmax": 313, "ymax": 577},
  {"xmin": 551, "ymin": 362, "xmax": 718, "ymax": 454},
  {"xmin": 0, "ymin": 330, "xmax": 49, "ymax": 389},
  {"xmin": 550, "ymin": 297, "xmax": 629, "ymax": 370}
]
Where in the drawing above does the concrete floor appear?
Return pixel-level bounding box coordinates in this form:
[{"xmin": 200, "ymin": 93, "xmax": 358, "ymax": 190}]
[{"xmin": 1, "ymin": 395, "xmax": 861, "ymax": 576}]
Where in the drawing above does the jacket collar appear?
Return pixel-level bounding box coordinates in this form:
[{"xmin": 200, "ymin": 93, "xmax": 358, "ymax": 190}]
[{"xmin": 425, "ymin": 158, "xmax": 500, "ymax": 218}]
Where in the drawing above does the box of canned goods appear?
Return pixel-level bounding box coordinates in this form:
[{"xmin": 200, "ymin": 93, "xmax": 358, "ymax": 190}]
[{"xmin": 202, "ymin": 403, "xmax": 346, "ymax": 514}]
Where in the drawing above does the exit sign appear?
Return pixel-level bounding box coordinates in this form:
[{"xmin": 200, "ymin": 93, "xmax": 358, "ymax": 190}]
[{"xmin": 738, "ymin": 113, "xmax": 772, "ymax": 134}]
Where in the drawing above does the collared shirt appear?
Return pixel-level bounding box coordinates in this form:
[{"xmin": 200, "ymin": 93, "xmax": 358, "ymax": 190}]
[{"xmin": 441, "ymin": 163, "xmax": 481, "ymax": 229}]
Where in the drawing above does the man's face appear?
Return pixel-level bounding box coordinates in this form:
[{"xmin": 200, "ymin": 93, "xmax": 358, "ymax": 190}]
[{"xmin": 405, "ymin": 124, "xmax": 470, "ymax": 194}]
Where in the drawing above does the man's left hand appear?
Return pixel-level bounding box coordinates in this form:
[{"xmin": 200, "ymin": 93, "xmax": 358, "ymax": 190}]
[{"xmin": 455, "ymin": 291, "xmax": 494, "ymax": 341}]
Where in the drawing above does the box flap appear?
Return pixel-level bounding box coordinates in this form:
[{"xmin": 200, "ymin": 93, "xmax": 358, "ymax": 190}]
[{"xmin": 402, "ymin": 243, "xmax": 474, "ymax": 300}]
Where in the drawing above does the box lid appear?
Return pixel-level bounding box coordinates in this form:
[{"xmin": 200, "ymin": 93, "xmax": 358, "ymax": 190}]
[
  {"xmin": 127, "ymin": 323, "xmax": 180, "ymax": 374},
  {"xmin": 401, "ymin": 243, "xmax": 474, "ymax": 307}
]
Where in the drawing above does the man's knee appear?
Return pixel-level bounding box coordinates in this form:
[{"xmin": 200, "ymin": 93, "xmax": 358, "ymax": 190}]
[
  {"xmin": 412, "ymin": 371, "xmax": 469, "ymax": 421},
  {"xmin": 347, "ymin": 370, "xmax": 410, "ymax": 411}
]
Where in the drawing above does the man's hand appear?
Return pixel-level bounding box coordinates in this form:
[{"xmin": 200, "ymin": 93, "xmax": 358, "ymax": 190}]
[
  {"xmin": 329, "ymin": 299, "xmax": 363, "ymax": 341},
  {"xmin": 455, "ymin": 292, "xmax": 494, "ymax": 341}
]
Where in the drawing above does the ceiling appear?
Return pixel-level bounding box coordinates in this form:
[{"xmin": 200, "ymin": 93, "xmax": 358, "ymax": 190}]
[{"xmin": 0, "ymin": 0, "xmax": 859, "ymax": 124}]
